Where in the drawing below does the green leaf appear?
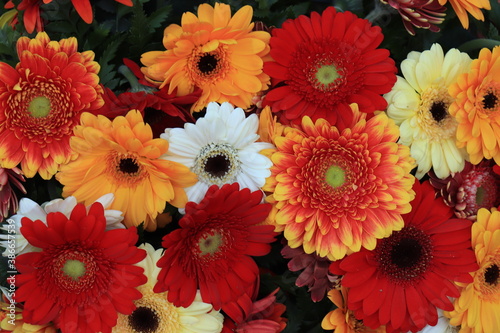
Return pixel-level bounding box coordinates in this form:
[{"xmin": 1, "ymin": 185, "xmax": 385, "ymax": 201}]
[{"xmin": 458, "ymin": 38, "xmax": 500, "ymax": 52}]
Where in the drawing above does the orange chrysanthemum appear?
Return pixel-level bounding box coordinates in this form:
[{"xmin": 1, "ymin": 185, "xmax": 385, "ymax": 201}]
[
  {"xmin": 263, "ymin": 104, "xmax": 416, "ymax": 260},
  {"xmin": 56, "ymin": 110, "xmax": 197, "ymax": 231},
  {"xmin": 0, "ymin": 32, "xmax": 104, "ymax": 180},
  {"xmin": 141, "ymin": 3, "xmax": 271, "ymax": 112},
  {"xmin": 438, "ymin": 0, "xmax": 490, "ymax": 29},
  {"xmin": 449, "ymin": 46, "xmax": 500, "ymax": 165}
]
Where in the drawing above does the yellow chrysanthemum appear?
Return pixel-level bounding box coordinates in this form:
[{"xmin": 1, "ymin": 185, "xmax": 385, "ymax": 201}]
[
  {"xmin": 56, "ymin": 110, "xmax": 197, "ymax": 231},
  {"xmin": 263, "ymin": 104, "xmax": 416, "ymax": 260},
  {"xmin": 449, "ymin": 46, "xmax": 500, "ymax": 165},
  {"xmin": 445, "ymin": 208, "xmax": 500, "ymax": 333},
  {"xmin": 438, "ymin": 0, "xmax": 490, "ymax": 29},
  {"xmin": 141, "ymin": 3, "xmax": 270, "ymax": 112},
  {"xmin": 322, "ymin": 287, "xmax": 385, "ymax": 333},
  {"xmin": 384, "ymin": 43, "xmax": 472, "ymax": 179},
  {"xmin": 113, "ymin": 243, "xmax": 224, "ymax": 333}
]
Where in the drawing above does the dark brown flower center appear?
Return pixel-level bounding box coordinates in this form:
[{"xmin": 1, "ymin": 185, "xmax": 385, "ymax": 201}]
[
  {"xmin": 430, "ymin": 101, "xmax": 448, "ymax": 122},
  {"xmin": 198, "ymin": 53, "xmax": 219, "ymax": 75},
  {"xmin": 484, "ymin": 264, "xmax": 499, "ymax": 285},
  {"xmin": 119, "ymin": 157, "xmax": 140, "ymax": 174},
  {"xmin": 128, "ymin": 306, "xmax": 160, "ymax": 333},
  {"xmin": 204, "ymin": 154, "xmax": 231, "ymax": 178},
  {"xmin": 376, "ymin": 226, "xmax": 433, "ymax": 285},
  {"xmin": 482, "ymin": 92, "xmax": 498, "ymax": 110}
]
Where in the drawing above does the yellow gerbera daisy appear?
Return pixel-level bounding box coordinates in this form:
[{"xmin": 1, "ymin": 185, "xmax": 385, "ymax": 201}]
[
  {"xmin": 449, "ymin": 46, "xmax": 500, "ymax": 165},
  {"xmin": 56, "ymin": 110, "xmax": 197, "ymax": 231},
  {"xmin": 263, "ymin": 104, "xmax": 416, "ymax": 260},
  {"xmin": 384, "ymin": 43, "xmax": 472, "ymax": 179},
  {"xmin": 140, "ymin": 3, "xmax": 271, "ymax": 112},
  {"xmin": 113, "ymin": 243, "xmax": 224, "ymax": 333},
  {"xmin": 445, "ymin": 208, "xmax": 500, "ymax": 332},
  {"xmin": 438, "ymin": 0, "xmax": 491, "ymax": 29}
]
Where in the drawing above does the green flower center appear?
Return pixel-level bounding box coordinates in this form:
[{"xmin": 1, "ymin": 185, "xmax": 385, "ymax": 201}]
[
  {"xmin": 315, "ymin": 64, "xmax": 339, "ymax": 87},
  {"xmin": 325, "ymin": 165, "xmax": 345, "ymax": 188},
  {"xmin": 62, "ymin": 259, "xmax": 86, "ymax": 280},
  {"xmin": 28, "ymin": 96, "xmax": 51, "ymax": 118},
  {"xmin": 198, "ymin": 231, "xmax": 223, "ymax": 256}
]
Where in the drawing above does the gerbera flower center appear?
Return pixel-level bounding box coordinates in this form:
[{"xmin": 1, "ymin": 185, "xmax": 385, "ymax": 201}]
[
  {"xmin": 417, "ymin": 84, "xmax": 457, "ymax": 140},
  {"xmin": 325, "ymin": 165, "xmax": 346, "ymax": 188},
  {"xmin": 462, "ymin": 169, "xmax": 500, "ymax": 215},
  {"xmin": 188, "ymin": 46, "xmax": 229, "ymax": 85},
  {"xmin": 198, "ymin": 230, "xmax": 223, "ymax": 256},
  {"xmin": 482, "ymin": 91, "xmax": 498, "ymax": 110},
  {"xmin": 313, "ymin": 64, "xmax": 340, "ymax": 91},
  {"xmin": 198, "ymin": 53, "xmax": 219, "ymax": 75},
  {"xmin": 128, "ymin": 306, "xmax": 160, "ymax": 332},
  {"xmin": 485, "ymin": 264, "xmax": 499, "ymax": 285},
  {"xmin": 28, "ymin": 96, "xmax": 51, "ymax": 118},
  {"xmin": 51, "ymin": 248, "xmax": 99, "ymax": 294},
  {"xmin": 193, "ymin": 143, "xmax": 241, "ymax": 186},
  {"xmin": 107, "ymin": 151, "xmax": 147, "ymax": 186},
  {"xmin": 62, "ymin": 259, "xmax": 86, "ymax": 280},
  {"xmin": 476, "ymin": 253, "xmax": 500, "ymax": 301},
  {"xmin": 375, "ymin": 226, "xmax": 433, "ymax": 285},
  {"xmin": 477, "ymin": 83, "xmax": 500, "ymax": 114}
]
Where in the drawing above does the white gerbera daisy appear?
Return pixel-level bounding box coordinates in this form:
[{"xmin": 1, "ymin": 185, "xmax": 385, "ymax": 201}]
[
  {"xmin": 113, "ymin": 243, "xmax": 224, "ymax": 333},
  {"xmin": 384, "ymin": 43, "xmax": 472, "ymax": 179},
  {"xmin": 161, "ymin": 102, "xmax": 274, "ymax": 205},
  {"xmin": 0, "ymin": 193, "xmax": 124, "ymax": 256}
]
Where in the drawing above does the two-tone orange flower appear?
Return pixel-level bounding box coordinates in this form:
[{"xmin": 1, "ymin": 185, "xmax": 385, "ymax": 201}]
[
  {"xmin": 0, "ymin": 32, "xmax": 104, "ymax": 179},
  {"xmin": 449, "ymin": 46, "xmax": 500, "ymax": 165},
  {"xmin": 438, "ymin": 0, "xmax": 490, "ymax": 29},
  {"xmin": 141, "ymin": 3, "xmax": 271, "ymax": 112},
  {"xmin": 263, "ymin": 104, "xmax": 416, "ymax": 260}
]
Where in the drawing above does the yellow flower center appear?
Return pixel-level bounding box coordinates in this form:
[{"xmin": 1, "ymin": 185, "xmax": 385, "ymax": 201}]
[
  {"xmin": 314, "ymin": 64, "xmax": 340, "ymax": 90},
  {"xmin": 477, "ymin": 253, "xmax": 500, "ymax": 302},
  {"xmin": 62, "ymin": 259, "xmax": 86, "ymax": 280},
  {"xmin": 28, "ymin": 96, "xmax": 51, "ymax": 118},
  {"xmin": 325, "ymin": 165, "xmax": 346, "ymax": 188},
  {"xmin": 198, "ymin": 231, "xmax": 223, "ymax": 256},
  {"xmin": 417, "ymin": 84, "xmax": 457, "ymax": 140}
]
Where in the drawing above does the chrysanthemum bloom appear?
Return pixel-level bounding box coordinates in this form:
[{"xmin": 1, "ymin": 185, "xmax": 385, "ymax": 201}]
[
  {"xmin": 161, "ymin": 102, "xmax": 273, "ymax": 206},
  {"xmin": 333, "ymin": 181, "xmax": 477, "ymax": 333},
  {"xmin": 0, "ymin": 167, "xmax": 25, "ymax": 218},
  {"xmin": 222, "ymin": 289, "xmax": 287, "ymax": 333},
  {"xmin": 321, "ymin": 287, "xmax": 385, "ymax": 333},
  {"xmin": 438, "ymin": 0, "xmax": 490, "ymax": 29},
  {"xmin": 263, "ymin": 7, "xmax": 397, "ymax": 127},
  {"xmin": 154, "ymin": 183, "xmax": 277, "ymax": 314},
  {"xmin": 381, "ymin": 0, "xmax": 446, "ymax": 35},
  {"xmin": 444, "ymin": 208, "xmax": 500, "ymax": 332},
  {"xmin": 141, "ymin": 3, "xmax": 271, "ymax": 112},
  {"xmin": 429, "ymin": 160, "xmax": 500, "ymax": 220},
  {"xmin": 56, "ymin": 110, "xmax": 197, "ymax": 231},
  {"xmin": 0, "ymin": 194, "xmax": 125, "ymax": 257},
  {"xmin": 14, "ymin": 202, "xmax": 147, "ymax": 333},
  {"xmin": 449, "ymin": 46, "xmax": 500, "ymax": 165},
  {"xmin": 281, "ymin": 244, "xmax": 339, "ymax": 302},
  {"xmin": 113, "ymin": 243, "xmax": 223, "ymax": 333},
  {"xmin": 384, "ymin": 43, "xmax": 471, "ymax": 179},
  {"xmin": 263, "ymin": 104, "xmax": 416, "ymax": 260},
  {"xmin": 0, "ymin": 32, "xmax": 104, "ymax": 180}
]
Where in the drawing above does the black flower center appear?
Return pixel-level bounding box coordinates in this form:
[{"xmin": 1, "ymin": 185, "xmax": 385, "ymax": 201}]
[
  {"xmin": 119, "ymin": 158, "xmax": 140, "ymax": 174},
  {"xmin": 128, "ymin": 306, "xmax": 160, "ymax": 333},
  {"xmin": 204, "ymin": 154, "xmax": 230, "ymax": 178},
  {"xmin": 484, "ymin": 264, "xmax": 499, "ymax": 285},
  {"xmin": 198, "ymin": 53, "xmax": 218, "ymax": 75},
  {"xmin": 430, "ymin": 101, "xmax": 448, "ymax": 122},
  {"xmin": 375, "ymin": 226, "xmax": 433, "ymax": 285},
  {"xmin": 483, "ymin": 92, "xmax": 498, "ymax": 110}
]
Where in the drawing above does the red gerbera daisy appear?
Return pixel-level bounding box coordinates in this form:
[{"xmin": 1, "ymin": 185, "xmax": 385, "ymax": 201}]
[
  {"xmin": 4, "ymin": 0, "xmax": 44, "ymax": 33},
  {"xmin": 14, "ymin": 202, "xmax": 147, "ymax": 333},
  {"xmin": 0, "ymin": 32, "xmax": 104, "ymax": 179},
  {"xmin": 332, "ymin": 181, "xmax": 478, "ymax": 333},
  {"xmin": 263, "ymin": 7, "xmax": 397, "ymax": 127},
  {"xmin": 154, "ymin": 183, "xmax": 277, "ymax": 314}
]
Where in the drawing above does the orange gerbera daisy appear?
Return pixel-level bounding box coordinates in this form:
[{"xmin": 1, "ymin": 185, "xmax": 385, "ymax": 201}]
[
  {"xmin": 438, "ymin": 0, "xmax": 490, "ymax": 29},
  {"xmin": 449, "ymin": 46, "xmax": 500, "ymax": 165},
  {"xmin": 0, "ymin": 32, "xmax": 103, "ymax": 180},
  {"xmin": 56, "ymin": 110, "xmax": 197, "ymax": 231},
  {"xmin": 141, "ymin": 3, "xmax": 271, "ymax": 112},
  {"xmin": 263, "ymin": 104, "xmax": 416, "ymax": 260}
]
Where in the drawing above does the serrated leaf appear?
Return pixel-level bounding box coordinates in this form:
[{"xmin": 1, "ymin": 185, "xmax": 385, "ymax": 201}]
[{"xmin": 148, "ymin": 5, "xmax": 172, "ymax": 31}]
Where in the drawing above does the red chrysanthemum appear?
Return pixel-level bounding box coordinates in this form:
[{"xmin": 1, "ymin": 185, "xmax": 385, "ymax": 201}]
[
  {"xmin": 0, "ymin": 32, "xmax": 104, "ymax": 179},
  {"xmin": 263, "ymin": 7, "xmax": 397, "ymax": 128},
  {"xmin": 14, "ymin": 202, "xmax": 147, "ymax": 333},
  {"xmin": 332, "ymin": 181, "xmax": 478, "ymax": 333},
  {"xmin": 154, "ymin": 183, "xmax": 277, "ymax": 314}
]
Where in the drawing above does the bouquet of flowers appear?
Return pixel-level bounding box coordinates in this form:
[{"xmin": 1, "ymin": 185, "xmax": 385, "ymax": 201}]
[{"xmin": 0, "ymin": 0, "xmax": 499, "ymax": 332}]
